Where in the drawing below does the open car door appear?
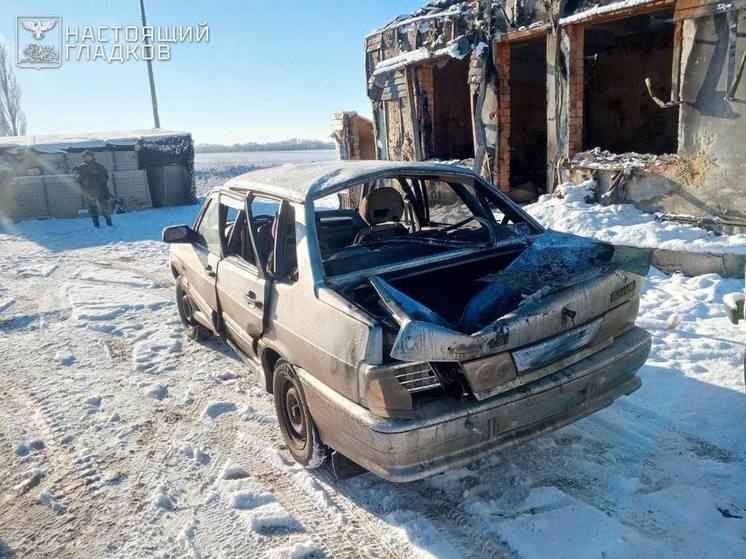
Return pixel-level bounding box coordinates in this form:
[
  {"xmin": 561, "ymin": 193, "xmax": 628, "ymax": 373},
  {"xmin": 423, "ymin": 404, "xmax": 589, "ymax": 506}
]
[
  {"xmin": 179, "ymin": 195, "xmax": 221, "ymax": 329},
  {"xmin": 215, "ymin": 192, "xmax": 278, "ymax": 358}
]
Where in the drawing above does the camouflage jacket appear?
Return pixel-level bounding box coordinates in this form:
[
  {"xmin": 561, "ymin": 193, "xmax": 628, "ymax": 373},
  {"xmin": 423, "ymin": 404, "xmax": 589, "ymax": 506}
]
[{"xmin": 73, "ymin": 161, "xmax": 110, "ymax": 196}]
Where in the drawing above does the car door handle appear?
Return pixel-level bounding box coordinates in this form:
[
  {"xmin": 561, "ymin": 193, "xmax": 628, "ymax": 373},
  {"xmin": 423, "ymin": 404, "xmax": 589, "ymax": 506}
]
[
  {"xmin": 244, "ymin": 292, "xmax": 262, "ymax": 309},
  {"xmin": 205, "ymin": 264, "xmax": 216, "ymax": 278}
]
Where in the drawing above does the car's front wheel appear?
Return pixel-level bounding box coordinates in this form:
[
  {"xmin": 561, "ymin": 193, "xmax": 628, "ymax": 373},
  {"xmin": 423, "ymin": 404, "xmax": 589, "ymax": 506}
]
[
  {"xmin": 273, "ymin": 360, "xmax": 329, "ymax": 468},
  {"xmin": 175, "ymin": 276, "xmax": 212, "ymax": 340}
]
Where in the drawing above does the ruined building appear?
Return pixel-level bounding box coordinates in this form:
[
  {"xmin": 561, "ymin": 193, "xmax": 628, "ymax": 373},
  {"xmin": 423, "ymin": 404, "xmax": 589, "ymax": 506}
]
[{"xmin": 337, "ymin": 0, "xmax": 745, "ymax": 231}]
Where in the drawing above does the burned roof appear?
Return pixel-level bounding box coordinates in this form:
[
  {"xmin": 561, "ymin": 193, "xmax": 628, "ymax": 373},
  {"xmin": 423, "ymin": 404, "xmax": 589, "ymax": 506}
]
[
  {"xmin": 224, "ymin": 160, "xmax": 477, "ymax": 203},
  {"xmin": 366, "ymin": 0, "xmax": 469, "ymax": 38}
]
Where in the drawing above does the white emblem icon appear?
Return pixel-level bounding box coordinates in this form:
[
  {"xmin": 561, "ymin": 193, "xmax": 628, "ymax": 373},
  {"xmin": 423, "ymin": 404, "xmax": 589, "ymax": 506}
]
[
  {"xmin": 20, "ymin": 19, "xmax": 58, "ymax": 40},
  {"xmin": 16, "ymin": 16, "xmax": 62, "ymax": 69}
]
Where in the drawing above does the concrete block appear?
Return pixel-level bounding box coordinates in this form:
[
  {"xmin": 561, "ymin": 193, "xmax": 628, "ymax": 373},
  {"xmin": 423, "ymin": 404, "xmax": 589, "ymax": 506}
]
[
  {"xmin": 43, "ymin": 174, "xmax": 84, "ymax": 218},
  {"xmin": 149, "ymin": 164, "xmax": 188, "ymax": 207},
  {"xmin": 113, "ymin": 150, "xmax": 139, "ymax": 171},
  {"xmin": 5, "ymin": 176, "xmax": 48, "ymax": 219},
  {"xmin": 651, "ymin": 249, "xmax": 746, "ymax": 279},
  {"xmin": 112, "ymin": 169, "xmax": 151, "ymax": 210}
]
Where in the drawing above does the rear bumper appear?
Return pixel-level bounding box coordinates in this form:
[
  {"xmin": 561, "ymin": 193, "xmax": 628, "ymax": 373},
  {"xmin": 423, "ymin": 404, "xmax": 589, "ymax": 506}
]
[{"xmin": 300, "ymin": 326, "xmax": 651, "ymax": 482}]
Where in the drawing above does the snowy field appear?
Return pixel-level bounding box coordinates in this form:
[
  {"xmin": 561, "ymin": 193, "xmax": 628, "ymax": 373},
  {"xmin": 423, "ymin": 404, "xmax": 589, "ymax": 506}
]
[
  {"xmin": 194, "ymin": 150, "xmax": 337, "ymax": 195},
  {"xmin": 0, "ymin": 163, "xmax": 745, "ymax": 558}
]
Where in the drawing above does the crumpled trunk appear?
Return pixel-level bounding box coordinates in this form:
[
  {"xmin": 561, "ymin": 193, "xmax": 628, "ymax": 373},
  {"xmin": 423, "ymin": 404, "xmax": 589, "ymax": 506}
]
[{"xmin": 360, "ymin": 231, "xmax": 649, "ymax": 364}]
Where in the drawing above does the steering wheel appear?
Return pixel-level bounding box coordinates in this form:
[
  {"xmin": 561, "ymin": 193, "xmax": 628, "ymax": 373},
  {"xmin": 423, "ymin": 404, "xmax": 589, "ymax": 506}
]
[{"xmin": 434, "ymin": 215, "xmax": 495, "ymax": 242}]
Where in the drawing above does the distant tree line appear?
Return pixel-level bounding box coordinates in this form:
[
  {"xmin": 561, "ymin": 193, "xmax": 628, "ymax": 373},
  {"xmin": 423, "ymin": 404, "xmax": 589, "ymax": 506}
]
[{"xmin": 196, "ymin": 138, "xmax": 335, "ymax": 153}]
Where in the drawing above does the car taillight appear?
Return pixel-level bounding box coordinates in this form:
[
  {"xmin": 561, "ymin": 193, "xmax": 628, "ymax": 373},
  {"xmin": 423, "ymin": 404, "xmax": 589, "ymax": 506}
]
[{"xmin": 395, "ymin": 365, "xmax": 441, "ymax": 394}]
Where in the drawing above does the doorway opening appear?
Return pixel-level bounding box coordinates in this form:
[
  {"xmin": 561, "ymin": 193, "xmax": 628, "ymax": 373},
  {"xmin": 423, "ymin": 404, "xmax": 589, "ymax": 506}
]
[
  {"xmin": 430, "ymin": 58, "xmax": 474, "ymax": 160},
  {"xmin": 509, "ymin": 36, "xmax": 548, "ymax": 194},
  {"xmin": 582, "ymin": 10, "xmax": 678, "ymax": 154}
]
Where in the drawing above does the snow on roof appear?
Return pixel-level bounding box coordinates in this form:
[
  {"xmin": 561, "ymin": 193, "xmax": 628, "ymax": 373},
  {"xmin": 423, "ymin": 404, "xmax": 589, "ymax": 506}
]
[
  {"xmin": 560, "ymin": 0, "xmax": 659, "ymax": 25},
  {"xmin": 371, "ymin": 40, "xmax": 468, "ymax": 76},
  {"xmin": 0, "ymin": 129, "xmax": 191, "ymax": 154},
  {"xmin": 224, "ymin": 160, "xmax": 476, "ymax": 203},
  {"xmin": 366, "ymin": 1, "xmax": 467, "ymax": 38}
]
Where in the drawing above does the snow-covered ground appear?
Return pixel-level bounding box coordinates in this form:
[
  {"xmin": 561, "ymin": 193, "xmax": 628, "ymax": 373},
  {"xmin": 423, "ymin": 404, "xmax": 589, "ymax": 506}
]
[
  {"xmin": 526, "ymin": 182, "xmax": 746, "ymax": 255},
  {"xmin": 1, "ymin": 185, "xmax": 745, "ymax": 557}
]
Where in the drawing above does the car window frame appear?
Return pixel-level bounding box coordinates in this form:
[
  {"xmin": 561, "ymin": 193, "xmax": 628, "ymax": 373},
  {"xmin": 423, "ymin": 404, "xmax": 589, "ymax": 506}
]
[
  {"xmin": 246, "ymin": 192, "xmax": 283, "ymax": 279},
  {"xmin": 272, "ymin": 200, "xmax": 298, "ymax": 284},
  {"xmin": 219, "ymin": 192, "xmax": 260, "ymax": 275},
  {"xmin": 192, "ymin": 195, "xmax": 223, "ymax": 257}
]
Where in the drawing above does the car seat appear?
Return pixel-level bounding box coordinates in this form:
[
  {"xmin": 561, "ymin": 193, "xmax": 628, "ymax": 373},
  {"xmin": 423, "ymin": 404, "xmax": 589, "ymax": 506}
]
[{"xmin": 353, "ymin": 187, "xmax": 408, "ymax": 244}]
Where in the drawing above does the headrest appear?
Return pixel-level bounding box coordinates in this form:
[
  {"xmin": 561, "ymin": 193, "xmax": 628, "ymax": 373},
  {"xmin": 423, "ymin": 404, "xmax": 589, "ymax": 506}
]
[{"xmin": 359, "ymin": 187, "xmax": 405, "ymax": 226}]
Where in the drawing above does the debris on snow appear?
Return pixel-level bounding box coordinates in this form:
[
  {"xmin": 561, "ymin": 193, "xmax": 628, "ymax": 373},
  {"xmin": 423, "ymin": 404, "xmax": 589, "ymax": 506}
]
[
  {"xmin": 54, "ymin": 348, "xmax": 76, "ymax": 366},
  {"xmin": 84, "ymin": 395, "xmax": 102, "ymax": 409},
  {"xmin": 220, "ymin": 463, "xmax": 249, "ymax": 480},
  {"xmin": 666, "ymin": 312, "xmax": 681, "ymax": 330},
  {"xmin": 201, "ymin": 401, "xmax": 237, "ymax": 420},
  {"xmin": 210, "ymin": 369, "xmax": 240, "ymax": 383},
  {"xmin": 554, "ymin": 180, "xmax": 597, "ymax": 203}
]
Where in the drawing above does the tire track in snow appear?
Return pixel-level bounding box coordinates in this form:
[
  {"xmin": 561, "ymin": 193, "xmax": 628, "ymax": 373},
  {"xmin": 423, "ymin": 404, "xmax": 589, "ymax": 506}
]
[
  {"xmin": 358, "ymin": 478, "xmax": 516, "ymax": 559},
  {"xmin": 219, "ymin": 408, "xmax": 412, "ymax": 558},
  {"xmin": 228, "ymin": 382, "xmax": 512, "ymax": 558}
]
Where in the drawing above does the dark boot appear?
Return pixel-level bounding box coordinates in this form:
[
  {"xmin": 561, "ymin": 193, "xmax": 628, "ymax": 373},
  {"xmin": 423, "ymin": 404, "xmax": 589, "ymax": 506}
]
[
  {"xmin": 105, "ymin": 216, "xmax": 113, "ymax": 227},
  {"xmin": 88, "ymin": 199, "xmax": 100, "ymax": 228}
]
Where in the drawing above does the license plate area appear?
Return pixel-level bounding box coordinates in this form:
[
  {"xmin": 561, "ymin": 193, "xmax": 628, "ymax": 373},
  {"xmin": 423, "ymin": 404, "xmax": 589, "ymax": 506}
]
[{"xmin": 512, "ymin": 317, "xmax": 603, "ymax": 374}]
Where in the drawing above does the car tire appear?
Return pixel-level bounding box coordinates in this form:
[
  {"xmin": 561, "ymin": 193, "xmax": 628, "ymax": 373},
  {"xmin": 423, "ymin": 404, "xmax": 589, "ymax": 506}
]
[
  {"xmin": 175, "ymin": 276, "xmax": 212, "ymax": 340},
  {"xmin": 273, "ymin": 360, "xmax": 329, "ymax": 468}
]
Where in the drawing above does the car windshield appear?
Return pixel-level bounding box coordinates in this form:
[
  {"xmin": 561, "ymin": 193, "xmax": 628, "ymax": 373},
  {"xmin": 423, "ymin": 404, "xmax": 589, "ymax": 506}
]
[{"xmin": 312, "ymin": 174, "xmax": 535, "ymax": 276}]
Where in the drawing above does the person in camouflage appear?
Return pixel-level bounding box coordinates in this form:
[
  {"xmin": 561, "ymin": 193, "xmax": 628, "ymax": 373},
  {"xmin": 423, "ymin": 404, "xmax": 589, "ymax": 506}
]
[{"xmin": 73, "ymin": 150, "xmax": 113, "ymax": 227}]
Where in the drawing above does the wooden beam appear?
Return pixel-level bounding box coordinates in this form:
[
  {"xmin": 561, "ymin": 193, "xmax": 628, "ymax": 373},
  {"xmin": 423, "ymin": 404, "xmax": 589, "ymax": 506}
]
[
  {"xmin": 561, "ymin": 0, "xmax": 675, "ymax": 27},
  {"xmin": 498, "ymin": 24, "xmax": 551, "ymax": 43}
]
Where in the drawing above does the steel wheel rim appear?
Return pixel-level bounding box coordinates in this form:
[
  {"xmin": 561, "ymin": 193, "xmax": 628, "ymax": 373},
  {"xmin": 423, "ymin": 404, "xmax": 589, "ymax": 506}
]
[
  {"xmin": 181, "ymin": 294, "xmax": 194, "ymax": 323},
  {"xmin": 280, "ymin": 377, "xmax": 307, "ymax": 449}
]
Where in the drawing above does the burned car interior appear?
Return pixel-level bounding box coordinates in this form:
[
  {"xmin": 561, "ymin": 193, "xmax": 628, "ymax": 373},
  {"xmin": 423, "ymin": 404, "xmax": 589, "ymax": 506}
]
[{"xmin": 314, "ymin": 173, "xmax": 536, "ymax": 277}]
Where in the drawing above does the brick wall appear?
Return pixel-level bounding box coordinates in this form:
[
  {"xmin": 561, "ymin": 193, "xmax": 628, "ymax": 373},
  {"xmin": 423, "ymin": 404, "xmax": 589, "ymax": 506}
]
[
  {"xmin": 567, "ymin": 26, "xmax": 585, "ymax": 156},
  {"xmin": 415, "ymin": 64, "xmax": 435, "ymax": 160},
  {"xmin": 494, "ymin": 42, "xmax": 511, "ymax": 193}
]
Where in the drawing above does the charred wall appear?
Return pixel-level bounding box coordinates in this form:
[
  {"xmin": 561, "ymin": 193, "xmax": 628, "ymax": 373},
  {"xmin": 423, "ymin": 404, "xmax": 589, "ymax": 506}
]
[{"xmin": 676, "ymin": 11, "xmax": 746, "ymax": 219}]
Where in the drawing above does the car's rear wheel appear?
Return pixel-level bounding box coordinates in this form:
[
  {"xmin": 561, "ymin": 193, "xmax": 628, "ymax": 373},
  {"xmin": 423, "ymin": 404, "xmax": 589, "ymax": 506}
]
[
  {"xmin": 175, "ymin": 277, "xmax": 212, "ymax": 340},
  {"xmin": 273, "ymin": 360, "xmax": 329, "ymax": 468}
]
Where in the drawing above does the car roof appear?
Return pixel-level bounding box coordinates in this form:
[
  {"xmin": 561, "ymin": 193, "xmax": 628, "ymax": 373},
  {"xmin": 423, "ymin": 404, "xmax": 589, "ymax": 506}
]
[{"xmin": 221, "ymin": 160, "xmax": 477, "ymax": 203}]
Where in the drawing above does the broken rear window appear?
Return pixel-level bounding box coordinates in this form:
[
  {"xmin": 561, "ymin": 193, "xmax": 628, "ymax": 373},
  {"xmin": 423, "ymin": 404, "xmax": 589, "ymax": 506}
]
[{"xmin": 312, "ymin": 174, "xmax": 537, "ymax": 277}]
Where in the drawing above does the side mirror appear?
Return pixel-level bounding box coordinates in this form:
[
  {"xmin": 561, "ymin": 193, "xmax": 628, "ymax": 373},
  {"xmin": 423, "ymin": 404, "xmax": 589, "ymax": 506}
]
[{"xmin": 162, "ymin": 225, "xmax": 193, "ymax": 244}]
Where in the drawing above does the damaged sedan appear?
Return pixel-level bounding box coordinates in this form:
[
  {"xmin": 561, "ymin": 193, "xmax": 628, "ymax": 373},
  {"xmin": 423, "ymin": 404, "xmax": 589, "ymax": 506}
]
[{"xmin": 163, "ymin": 161, "xmax": 651, "ymax": 482}]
